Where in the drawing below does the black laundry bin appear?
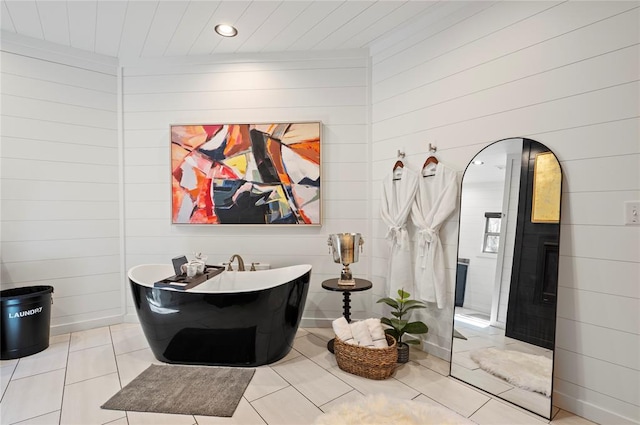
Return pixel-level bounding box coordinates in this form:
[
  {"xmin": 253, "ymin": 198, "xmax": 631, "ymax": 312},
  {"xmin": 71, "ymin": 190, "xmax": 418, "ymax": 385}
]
[{"xmin": 1, "ymin": 286, "xmax": 54, "ymax": 360}]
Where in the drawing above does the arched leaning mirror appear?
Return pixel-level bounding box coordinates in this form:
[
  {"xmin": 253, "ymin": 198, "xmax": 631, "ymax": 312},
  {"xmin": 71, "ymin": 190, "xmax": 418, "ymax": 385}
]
[{"xmin": 450, "ymin": 137, "xmax": 562, "ymax": 419}]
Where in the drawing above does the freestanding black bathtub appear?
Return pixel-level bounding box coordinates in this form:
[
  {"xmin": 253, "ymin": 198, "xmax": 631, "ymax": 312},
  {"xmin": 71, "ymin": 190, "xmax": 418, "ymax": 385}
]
[{"xmin": 128, "ymin": 263, "xmax": 311, "ymax": 366}]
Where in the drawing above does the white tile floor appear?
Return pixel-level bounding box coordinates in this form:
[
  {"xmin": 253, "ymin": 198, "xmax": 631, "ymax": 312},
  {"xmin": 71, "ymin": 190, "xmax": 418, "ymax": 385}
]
[
  {"xmin": 452, "ymin": 313, "xmax": 555, "ymax": 418},
  {"xmin": 0, "ymin": 323, "xmax": 597, "ymax": 425}
]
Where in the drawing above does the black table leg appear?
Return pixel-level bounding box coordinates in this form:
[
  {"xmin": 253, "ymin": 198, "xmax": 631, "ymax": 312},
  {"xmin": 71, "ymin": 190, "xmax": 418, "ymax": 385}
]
[
  {"xmin": 343, "ymin": 291, "xmax": 352, "ymax": 323},
  {"xmin": 328, "ymin": 290, "xmax": 354, "ymax": 353}
]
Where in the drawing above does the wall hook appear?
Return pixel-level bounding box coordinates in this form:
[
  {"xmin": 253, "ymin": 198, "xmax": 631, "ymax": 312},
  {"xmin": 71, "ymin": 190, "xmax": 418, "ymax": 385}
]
[{"xmin": 428, "ymin": 143, "xmax": 437, "ymax": 153}]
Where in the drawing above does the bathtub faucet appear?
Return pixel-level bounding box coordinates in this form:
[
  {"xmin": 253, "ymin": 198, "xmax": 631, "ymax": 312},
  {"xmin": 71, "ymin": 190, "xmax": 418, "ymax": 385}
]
[{"xmin": 227, "ymin": 254, "xmax": 245, "ymax": 271}]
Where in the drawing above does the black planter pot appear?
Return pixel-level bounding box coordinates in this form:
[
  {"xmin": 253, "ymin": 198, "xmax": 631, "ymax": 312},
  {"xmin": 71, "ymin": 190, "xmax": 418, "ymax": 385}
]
[{"xmin": 397, "ymin": 342, "xmax": 410, "ymax": 363}]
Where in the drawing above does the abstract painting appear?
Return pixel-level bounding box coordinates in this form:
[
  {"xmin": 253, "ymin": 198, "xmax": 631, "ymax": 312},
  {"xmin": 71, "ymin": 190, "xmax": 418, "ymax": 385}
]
[{"xmin": 171, "ymin": 122, "xmax": 321, "ymax": 225}]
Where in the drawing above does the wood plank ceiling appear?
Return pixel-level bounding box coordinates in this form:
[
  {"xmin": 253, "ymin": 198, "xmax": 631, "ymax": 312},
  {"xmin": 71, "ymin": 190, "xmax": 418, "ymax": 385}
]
[{"xmin": 0, "ymin": 1, "xmax": 444, "ymax": 59}]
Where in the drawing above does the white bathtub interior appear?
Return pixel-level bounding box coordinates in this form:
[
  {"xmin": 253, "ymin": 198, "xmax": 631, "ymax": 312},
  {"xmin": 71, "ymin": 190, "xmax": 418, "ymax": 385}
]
[{"xmin": 128, "ymin": 263, "xmax": 312, "ymax": 293}]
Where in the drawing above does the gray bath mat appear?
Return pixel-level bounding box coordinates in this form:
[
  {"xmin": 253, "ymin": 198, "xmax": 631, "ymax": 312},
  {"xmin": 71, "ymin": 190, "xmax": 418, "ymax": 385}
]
[{"xmin": 101, "ymin": 364, "xmax": 254, "ymax": 417}]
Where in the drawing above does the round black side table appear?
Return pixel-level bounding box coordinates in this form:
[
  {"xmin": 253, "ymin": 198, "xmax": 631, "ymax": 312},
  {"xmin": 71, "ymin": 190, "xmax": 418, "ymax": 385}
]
[{"xmin": 321, "ymin": 278, "xmax": 372, "ymax": 353}]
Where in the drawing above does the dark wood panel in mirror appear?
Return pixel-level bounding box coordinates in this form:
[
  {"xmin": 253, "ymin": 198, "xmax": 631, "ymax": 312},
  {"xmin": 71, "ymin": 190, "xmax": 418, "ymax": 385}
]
[{"xmin": 507, "ymin": 139, "xmax": 560, "ymax": 350}]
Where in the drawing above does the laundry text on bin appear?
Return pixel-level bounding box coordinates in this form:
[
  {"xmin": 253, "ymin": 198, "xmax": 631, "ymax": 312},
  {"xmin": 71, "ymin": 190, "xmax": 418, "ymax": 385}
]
[{"xmin": 8, "ymin": 307, "xmax": 43, "ymax": 319}]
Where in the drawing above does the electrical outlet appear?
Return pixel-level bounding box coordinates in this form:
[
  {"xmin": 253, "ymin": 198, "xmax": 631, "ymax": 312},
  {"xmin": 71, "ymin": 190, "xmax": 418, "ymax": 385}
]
[{"xmin": 624, "ymin": 201, "xmax": 640, "ymax": 225}]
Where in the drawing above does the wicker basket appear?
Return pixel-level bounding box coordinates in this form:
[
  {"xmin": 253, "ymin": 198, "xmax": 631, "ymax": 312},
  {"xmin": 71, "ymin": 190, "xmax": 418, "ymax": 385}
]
[{"xmin": 334, "ymin": 334, "xmax": 398, "ymax": 380}]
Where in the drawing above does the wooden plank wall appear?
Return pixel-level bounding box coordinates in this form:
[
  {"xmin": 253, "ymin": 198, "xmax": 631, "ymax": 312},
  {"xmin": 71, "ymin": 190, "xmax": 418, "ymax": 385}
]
[{"xmin": 1, "ymin": 36, "xmax": 122, "ymax": 333}]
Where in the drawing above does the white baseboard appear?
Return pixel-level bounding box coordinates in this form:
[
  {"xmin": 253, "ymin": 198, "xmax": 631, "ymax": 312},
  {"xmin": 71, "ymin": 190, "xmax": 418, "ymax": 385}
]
[
  {"xmin": 54, "ymin": 315, "xmax": 327, "ymax": 332},
  {"xmin": 421, "ymin": 339, "xmax": 451, "ymax": 362},
  {"xmin": 300, "ymin": 317, "xmax": 332, "ymax": 328},
  {"xmin": 124, "ymin": 313, "xmax": 139, "ymax": 323},
  {"xmin": 51, "ymin": 314, "xmax": 123, "ymax": 335},
  {"xmin": 553, "ymin": 390, "xmax": 639, "ymax": 425},
  {"xmin": 124, "ymin": 315, "xmax": 325, "ymax": 328}
]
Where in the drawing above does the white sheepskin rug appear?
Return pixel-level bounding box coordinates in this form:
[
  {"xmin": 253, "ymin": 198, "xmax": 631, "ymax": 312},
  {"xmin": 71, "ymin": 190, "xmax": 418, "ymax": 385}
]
[
  {"xmin": 470, "ymin": 347, "xmax": 552, "ymax": 396},
  {"xmin": 314, "ymin": 394, "xmax": 474, "ymax": 425}
]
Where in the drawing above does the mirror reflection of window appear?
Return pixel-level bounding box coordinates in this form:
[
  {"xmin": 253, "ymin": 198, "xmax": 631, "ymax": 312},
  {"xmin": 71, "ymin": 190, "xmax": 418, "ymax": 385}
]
[{"xmin": 482, "ymin": 212, "xmax": 502, "ymax": 253}]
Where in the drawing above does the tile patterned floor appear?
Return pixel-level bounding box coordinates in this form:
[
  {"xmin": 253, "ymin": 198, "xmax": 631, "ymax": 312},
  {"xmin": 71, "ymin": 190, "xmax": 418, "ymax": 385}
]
[
  {"xmin": 452, "ymin": 313, "xmax": 555, "ymax": 418},
  {"xmin": 0, "ymin": 323, "xmax": 597, "ymax": 425}
]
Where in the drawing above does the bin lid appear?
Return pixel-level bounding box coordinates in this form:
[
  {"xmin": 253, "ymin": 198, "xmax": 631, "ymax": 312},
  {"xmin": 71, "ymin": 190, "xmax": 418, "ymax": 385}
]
[{"xmin": 1, "ymin": 286, "xmax": 54, "ymax": 301}]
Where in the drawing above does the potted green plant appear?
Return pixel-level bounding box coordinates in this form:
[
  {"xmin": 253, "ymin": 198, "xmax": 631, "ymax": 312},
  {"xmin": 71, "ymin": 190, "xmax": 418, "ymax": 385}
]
[{"xmin": 377, "ymin": 289, "xmax": 429, "ymax": 363}]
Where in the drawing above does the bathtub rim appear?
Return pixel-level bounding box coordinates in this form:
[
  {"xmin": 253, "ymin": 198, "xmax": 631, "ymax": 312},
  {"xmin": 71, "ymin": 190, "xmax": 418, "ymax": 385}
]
[{"xmin": 128, "ymin": 263, "xmax": 312, "ymax": 294}]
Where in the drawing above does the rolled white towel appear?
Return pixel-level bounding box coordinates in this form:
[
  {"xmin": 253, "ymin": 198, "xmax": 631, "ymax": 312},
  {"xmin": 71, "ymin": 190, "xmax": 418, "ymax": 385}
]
[
  {"xmin": 350, "ymin": 320, "xmax": 374, "ymax": 347},
  {"xmin": 365, "ymin": 318, "xmax": 389, "ymax": 348},
  {"xmin": 332, "ymin": 317, "xmax": 356, "ymax": 345}
]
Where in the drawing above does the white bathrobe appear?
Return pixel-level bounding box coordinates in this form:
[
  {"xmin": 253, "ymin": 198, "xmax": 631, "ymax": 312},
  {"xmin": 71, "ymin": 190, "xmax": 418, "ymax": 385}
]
[
  {"xmin": 380, "ymin": 167, "xmax": 419, "ymax": 297},
  {"xmin": 411, "ymin": 162, "xmax": 458, "ymax": 308}
]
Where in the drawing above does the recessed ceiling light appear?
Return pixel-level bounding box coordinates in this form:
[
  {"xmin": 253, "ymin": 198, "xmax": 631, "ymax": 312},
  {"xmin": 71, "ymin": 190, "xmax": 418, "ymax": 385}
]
[
  {"xmin": 215, "ymin": 24, "xmax": 238, "ymax": 37},
  {"xmin": 472, "ymin": 160, "xmax": 484, "ymax": 165}
]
